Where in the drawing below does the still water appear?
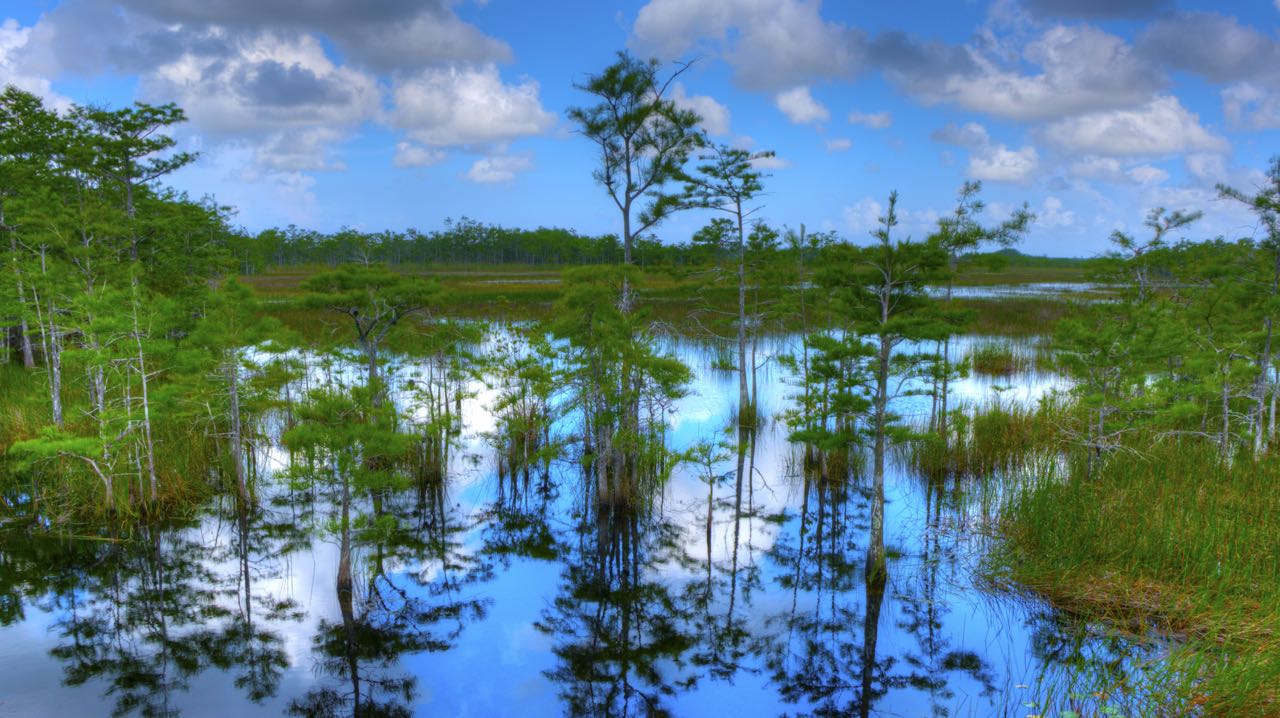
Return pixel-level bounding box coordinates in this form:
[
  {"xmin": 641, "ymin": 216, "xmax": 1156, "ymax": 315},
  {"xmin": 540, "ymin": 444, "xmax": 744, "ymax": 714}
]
[{"xmin": 0, "ymin": 334, "xmax": 1165, "ymax": 717}]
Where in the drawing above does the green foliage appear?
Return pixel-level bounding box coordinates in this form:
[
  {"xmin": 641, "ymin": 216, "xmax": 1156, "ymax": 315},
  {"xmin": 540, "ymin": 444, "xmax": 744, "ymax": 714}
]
[{"xmin": 568, "ymin": 51, "xmax": 704, "ymax": 258}]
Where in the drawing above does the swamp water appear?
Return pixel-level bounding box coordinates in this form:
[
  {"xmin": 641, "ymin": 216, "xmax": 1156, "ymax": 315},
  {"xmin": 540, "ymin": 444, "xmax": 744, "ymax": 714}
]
[{"xmin": 0, "ymin": 333, "xmax": 1172, "ymax": 717}]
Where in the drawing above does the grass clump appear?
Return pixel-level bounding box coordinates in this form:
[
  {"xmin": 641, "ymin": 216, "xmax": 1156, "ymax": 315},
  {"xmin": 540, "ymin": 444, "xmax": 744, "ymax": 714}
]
[
  {"xmin": 994, "ymin": 441, "xmax": 1280, "ymax": 715},
  {"xmin": 904, "ymin": 397, "xmax": 1067, "ymax": 480},
  {"xmin": 966, "ymin": 340, "xmax": 1033, "ymax": 377}
]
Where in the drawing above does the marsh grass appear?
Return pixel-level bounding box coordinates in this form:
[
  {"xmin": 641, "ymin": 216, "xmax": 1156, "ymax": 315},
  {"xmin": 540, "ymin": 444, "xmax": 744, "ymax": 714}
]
[
  {"xmin": 994, "ymin": 441, "xmax": 1280, "ymax": 715},
  {"xmin": 245, "ymin": 264, "xmax": 1084, "ymax": 339},
  {"xmin": 957, "ymin": 297, "xmax": 1077, "ymax": 337},
  {"xmin": 903, "ymin": 397, "xmax": 1068, "ymax": 481},
  {"xmin": 966, "ymin": 340, "xmax": 1036, "ymax": 377}
]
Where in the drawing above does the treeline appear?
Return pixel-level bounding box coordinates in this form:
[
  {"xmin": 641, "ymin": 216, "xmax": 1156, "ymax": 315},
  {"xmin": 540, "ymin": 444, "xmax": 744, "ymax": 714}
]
[
  {"xmin": 230, "ymin": 219, "xmax": 625, "ymax": 271},
  {"xmin": 228, "ymin": 217, "xmax": 816, "ymax": 272},
  {"xmin": 229, "ymin": 217, "xmax": 1075, "ymax": 274}
]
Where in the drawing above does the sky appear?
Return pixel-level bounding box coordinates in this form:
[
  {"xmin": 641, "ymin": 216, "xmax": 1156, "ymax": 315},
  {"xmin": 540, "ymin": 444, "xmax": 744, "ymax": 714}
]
[{"xmin": 1, "ymin": 0, "xmax": 1277, "ymax": 256}]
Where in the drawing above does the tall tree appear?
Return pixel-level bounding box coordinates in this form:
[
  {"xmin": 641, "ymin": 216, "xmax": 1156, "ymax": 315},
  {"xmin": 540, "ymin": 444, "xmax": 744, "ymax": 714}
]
[
  {"xmin": 683, "ymin": 144, "xmax": 774, "ymax": 424},
  {"xmin": 1218, "ymin": 157, "xmax": 1280, "ymax": 454},
  {"xmin": 930, "ymin": 181, "xmax": 1033, "ymax": 437},
  {"xmin": 568, "ymin": 51, "xmax": 703, "ymax": 310}
]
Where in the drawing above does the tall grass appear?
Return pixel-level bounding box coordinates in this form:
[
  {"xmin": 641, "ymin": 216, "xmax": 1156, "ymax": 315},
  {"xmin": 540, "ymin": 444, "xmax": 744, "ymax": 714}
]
[
  {"xmin": 904, "ymin": 397, "xmax": 1068, "ymax": 480},
  {"xmin": 994, "ymin": 441, "xmax": 1280, "ymax": 715}
]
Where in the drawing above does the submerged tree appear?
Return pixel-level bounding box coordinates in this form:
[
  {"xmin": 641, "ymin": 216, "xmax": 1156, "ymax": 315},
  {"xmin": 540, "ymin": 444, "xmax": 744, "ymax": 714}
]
[
  {"xmin": 302, "ymin": 265, "xmax": 439, "ymax": 405},
  {"xmin": 683, "ymin": 143, "xmax": 774, "ymax": 424}
]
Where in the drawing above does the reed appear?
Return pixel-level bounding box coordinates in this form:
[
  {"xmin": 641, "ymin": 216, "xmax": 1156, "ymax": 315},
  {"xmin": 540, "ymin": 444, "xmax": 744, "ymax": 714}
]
[{"xmin": 994, "ymin": 440, "xmax": 1280, "ymax": 714}]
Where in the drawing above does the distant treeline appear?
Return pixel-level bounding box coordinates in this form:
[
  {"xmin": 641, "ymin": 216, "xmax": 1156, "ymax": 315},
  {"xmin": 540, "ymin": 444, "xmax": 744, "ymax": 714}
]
[{"xmin": 230, "ymin": 217, "xmax": 1085, "ymax": 273}]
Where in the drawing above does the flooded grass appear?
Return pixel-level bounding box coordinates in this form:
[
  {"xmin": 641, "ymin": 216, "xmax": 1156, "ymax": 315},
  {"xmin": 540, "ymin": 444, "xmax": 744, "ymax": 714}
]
[{"xmin": 992, "ymin": 442, "xmax": 1280, "ymax": 715}]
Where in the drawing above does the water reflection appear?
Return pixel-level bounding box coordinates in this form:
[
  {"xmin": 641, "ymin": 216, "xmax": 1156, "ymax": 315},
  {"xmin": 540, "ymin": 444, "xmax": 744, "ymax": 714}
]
[{"xmin": 0, "ymin": 332, "xmax": 1172, "ymax": 716}]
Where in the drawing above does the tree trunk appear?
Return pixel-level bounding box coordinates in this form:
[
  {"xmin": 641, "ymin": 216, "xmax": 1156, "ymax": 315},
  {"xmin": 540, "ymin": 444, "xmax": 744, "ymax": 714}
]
[
  {"xmin": 8, "ymin": 231, "xmax": 35, "ymax": 369},
  {"xmin": 132, "ymin": 289, "xmax": 159, "ymax": 503},
  {"xmin": 736, "ymin": 200, "xmax": 750, "ymax": 425},
  {"xmin": 227, "ymin": 358, "xmax": 249, "ymax": 504}
]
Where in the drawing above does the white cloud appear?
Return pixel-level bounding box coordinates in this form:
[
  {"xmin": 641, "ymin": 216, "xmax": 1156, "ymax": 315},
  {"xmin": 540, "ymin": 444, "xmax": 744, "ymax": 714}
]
[
  {"xmin": 848, "ymin": 110, "xmax": 891, "ymax": 128},
  {"xmin": 390, "ymin": 64, "xmax": 555, "ymax": 147},
  {"xmin": 466, "ymin": 153, "xmax": 533, "ymax": 183},
  {"xmin": 0, "ymin": 18, "xmax": 68, "ymax": 107},
  {"xmin": 968, "ymin": 143, "xmax": 1039, "ymax": 183},
  {"xmin": 632, "ymin": 0, "xmax": 865, "ymax": 90},
  {"xmin": 843, "ymin": 197, "xmax": 883, "ymax": 236},
  {"xmin": 825, "ymin": 137, "xmax": 853, "ymax": 152},
  {"xmin": 1126, "ymin": 164, "xmax": 1168, "ymax": 185},
  {"xmin": 843, "ymin": 196, "xmax": 941, "ymax": 239},
  {"xmin": 1070, "ymin": 155, "xmax": 1124, "ymax": 180},
  {"xmin": 1070, "ymin": 156, "xmax": 1168, "ymax": 186},
  {"xmin": 393, "ymin": 142, "xmax": 447, "ymax": 168},
  {"xmin": 750, "ymin": 154, "xmax": 791, "ymax": 169},
  {"xmin": 1037, "ymin": 196, "xmax": 1076, "ymax": 228},
  {"xmin": 1222, "ymin": 82, "xmax": 1280, "ymax": 130},
  {"xmin": 886, "ymin": 24, "xmax": 1162, "ymax": 121},
  {"xmin": 137, "ymin": 32, "xmax": 380, "ymax": 170},
  {"xmin": 1043, "ymin": 96, "xmax": 1228, "ymax": 157},
  {"xmin": 671, "ymin": 82, "xmax": 731, "ymax": 136},
  {"xmin": 774, "ymin": 86, "xmax": 829, "ymax": 124}
]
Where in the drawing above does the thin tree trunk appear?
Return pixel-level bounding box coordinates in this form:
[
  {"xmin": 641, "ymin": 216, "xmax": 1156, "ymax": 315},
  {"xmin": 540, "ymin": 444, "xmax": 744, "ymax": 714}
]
[
  {"xmin": 736, "ymin": 199, "xmax": 750, "ymax": 424},
  {"xmin": 227, "ymin": 357, "xmax": 249, "ymax": 504},
  {"xmin": 8, "ymin": 231, "xmax": 35, "ymax": 369},
  {"xmin": 132, "ymin": 287, "xmax": 158, "ymax": 502}
]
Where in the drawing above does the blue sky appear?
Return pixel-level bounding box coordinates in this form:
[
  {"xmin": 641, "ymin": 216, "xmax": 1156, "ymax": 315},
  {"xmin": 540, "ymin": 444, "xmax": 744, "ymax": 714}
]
[{"xmin": 2, "ymin": 0, "xmax": 1277, "ymax": 256}]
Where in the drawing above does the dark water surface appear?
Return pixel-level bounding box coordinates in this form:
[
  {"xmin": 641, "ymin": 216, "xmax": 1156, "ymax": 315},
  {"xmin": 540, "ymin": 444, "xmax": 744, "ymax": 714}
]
[{"xmin": 0, "ymin": 335, "xmax": 1165, "ymax": 717}]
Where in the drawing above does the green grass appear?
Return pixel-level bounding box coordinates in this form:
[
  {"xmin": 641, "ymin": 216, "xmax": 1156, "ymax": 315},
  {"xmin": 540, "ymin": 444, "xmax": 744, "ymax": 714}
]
[
  {"xmin": 903, "ymin": 397, "xmax": 1067, "ymax": 480},
  {"xmin": 992, "ymin": 441, "xmax": 1280, "ymax": 715},
  {"xmin": 966, "ymin": 340, "xmax": 1034, "ymax": 376},
  {"xmin": 244, "ymin": 263, "xmax": 1087, "ymax": 338},
  {"xmin": 958, "ymin": 296, "xmax": 1077, "ymax": 336}
]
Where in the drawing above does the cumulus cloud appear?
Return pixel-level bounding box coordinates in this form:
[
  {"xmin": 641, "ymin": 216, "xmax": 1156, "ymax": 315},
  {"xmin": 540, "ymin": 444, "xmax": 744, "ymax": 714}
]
[
  {"xmin": 1036, "ymin": 196, "xmax": 1076, "ymax": 227},
  {"xmin": 1126, "ymin": 164, "xmax": 1168, "ymax": 185},
  {"xmin": 847, "ymin": 109, "xmax": 891, "ymax": 128},
  {"xmin": 393, "ymin": 142, "xmax": 447, "ymax": 168},
  {"xmin": 136, "ymin": 32, "xmax": 380, "ymax": 170},
  {"xmin": 0, "ymin": 18, "xmax": 67, "ymax": 106},
  {"xmin": 1070, "ymin": 156, "xmax": 1168, "ymax": 185},
  {"xmin": 1042, "ymin": 95, "xmax": 1229, "ymax": 157},
  {"xmin": 843, "ymin": 197, "xmax": 883, "ymax": 236},
  {"xmin": 843, "ymin": 195, "xmax": 940, "ymax": 239},
  {"xmin": 825, "ymin": 137, "xmax": 852, "ymax": 152},
  {"xmin": 671, "ymin": 82, "xmax": 731, "ymax": 136},
  {"xmin": 880, "ymin": 24, "xmax": 1163, "ymax": 121},
  {"xmin": 1137, "ymin": 13, "xmax": 1280, "ymax": 85},
  {"xmin": 112, "ymin": 0, "xmax": 511, "ymax": 71},
  {"xmin": 774, "ymin": 86, "xmax": 829, "ymax": 124},
  {"xmin": 928, "ymin": 121, "xmax": 1036, "ymax": 183},
  {"xmin": 5, "ymin": 0, "xmax": 545, "ymax": 177},
  {"xmin": 1222, "ymin": 83, "xmax": 1280, "ymax": 130},
  {"xmin": 632, "ymin": 0, "xmax": 866, "ymax": 90},
  {"xmin": 968, "ymin": 143, "xmax": 1039, "ymax": 183},
  {"xmin": 466, "ymin": 153, "xmax": 533, "ymax": 183},
  {"xmin": 390, "ymin": 64, "xmax": 555, "ymax": 147}
]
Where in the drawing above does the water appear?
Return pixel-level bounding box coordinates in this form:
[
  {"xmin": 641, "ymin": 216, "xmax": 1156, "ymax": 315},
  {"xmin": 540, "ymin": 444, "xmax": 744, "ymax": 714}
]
[{"xmin": 0, "ymin": 333, "xmax": 1164, "ymax": 717}]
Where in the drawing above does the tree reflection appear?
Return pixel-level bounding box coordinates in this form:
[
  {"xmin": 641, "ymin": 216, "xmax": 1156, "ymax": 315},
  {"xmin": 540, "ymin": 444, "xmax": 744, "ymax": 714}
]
[
  {"xmin": 0, "ymin": 502, "xmax": 302, "ymax": 717},
  {"xmin": 536, "ymin": 459, "xmax": 700, "ymax": 717},
  {"xmin": 287, "ymin": 479, "xmax": 492, "ymax": 718}
]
